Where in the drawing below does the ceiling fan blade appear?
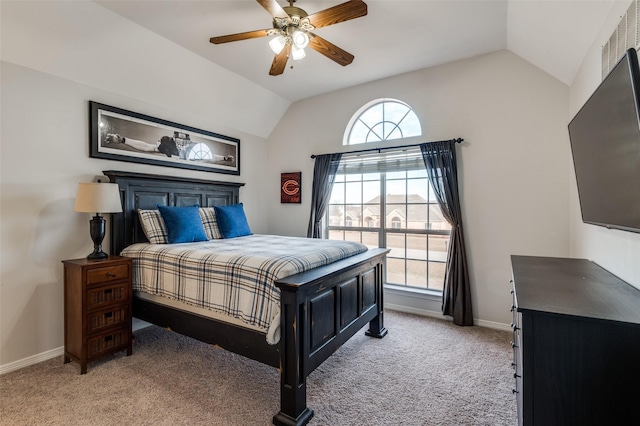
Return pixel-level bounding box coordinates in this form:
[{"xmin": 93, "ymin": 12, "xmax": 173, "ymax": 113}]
[
  {"xmin": 309, "ymin": 35, "xmax": 354, "ymax": 66},
  {"xmin": 307, "ymin": 0, "xmax": 367, "ymax": 29},
  {"xmin": 210, "ymin": 29, "xmax": 271, "ymax": 44},
  {"xmin": 269, "ymin": 44, "xmax": 291, "ymax": 76},
  {"xmin": 257, "ymin": 0, "xmax": 289, "ymax": 19}
]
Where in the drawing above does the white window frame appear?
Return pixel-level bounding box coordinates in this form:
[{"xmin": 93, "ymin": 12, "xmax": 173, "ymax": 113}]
[{"xmin": 343, "ymin": 98, "xmax": 422, "ymax": 145}]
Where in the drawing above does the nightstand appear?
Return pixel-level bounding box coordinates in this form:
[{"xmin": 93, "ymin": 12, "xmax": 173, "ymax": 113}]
[{"xmin": 62, "ymin": 255, "xmax": 133, "ymax": 374}]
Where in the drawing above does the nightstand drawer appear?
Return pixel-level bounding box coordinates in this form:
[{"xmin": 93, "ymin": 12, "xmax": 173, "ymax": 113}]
[
  {"xmin": 87, "ymin": 282, "xmax": 129, "ymax": 310},
  {"xmin": 87, "ymin": 327, "xmax": 128, "ymax": 359},
  {"xmin": 87, "ymin": 306, "xmax": 129, "ymax": 333},
  {"xmin": 86, "ymin": 264, "xmax": 129, "ymax": 286}
]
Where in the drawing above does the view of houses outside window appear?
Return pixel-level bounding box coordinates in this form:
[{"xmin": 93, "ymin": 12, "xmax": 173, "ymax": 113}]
[{"xmin": 327, "ymin": 169, "xmax": 451, "ymax": 291}]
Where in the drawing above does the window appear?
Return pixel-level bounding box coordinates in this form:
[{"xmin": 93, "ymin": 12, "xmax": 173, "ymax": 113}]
[
  {"xmin": 331, "ymin": 99, "xmax": 447, "ymax": 291},
  {"xmin": 326, "ymin": 149, "xmax": 451, "ymax": 292},
  {"xmin": 344, "ymin": 98, "xmax": 422, "ymax": 145}
]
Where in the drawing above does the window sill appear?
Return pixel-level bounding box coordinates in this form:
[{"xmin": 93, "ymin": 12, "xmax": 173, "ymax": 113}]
[{"xmin": 384, "ymin": 284, "xmax": 442, "ymax": 301}]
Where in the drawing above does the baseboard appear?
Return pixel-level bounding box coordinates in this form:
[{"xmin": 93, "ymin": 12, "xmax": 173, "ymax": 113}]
[
  {"xmin": 1, "ymin": 320, "xmax": 165, "ymax": 376},
  {"xmin": 0, "ymin": 346, "xmax": 64, "ymax": 375},
  {"xmin": 385, "ymin": 303, "xmax": 449, "ymax": 320},
  {"xmin": 133, "ymin": 317, "xmax": 152, "ymax": 331},
  {"xmin": 474, "ymin": 318, "xmax": 512, "ymax": 332},
  {"xmin": 385, "ymin": 304, "xmax": 511, "ymax": 331}
]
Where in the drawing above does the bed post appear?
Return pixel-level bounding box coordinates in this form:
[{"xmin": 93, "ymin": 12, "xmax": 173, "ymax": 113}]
[
  {"xmin": 273, "ymin": 287, "xmax": 314, "ymax": 426},
  {"xmin": 365, "ymin": 261, "xmax": 388, "ymax": 338}
]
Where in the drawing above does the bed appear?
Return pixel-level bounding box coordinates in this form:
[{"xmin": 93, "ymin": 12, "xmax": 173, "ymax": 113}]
[{"xmin": 104, "ymin": 170, "xmax": 389, "ymax": 426}]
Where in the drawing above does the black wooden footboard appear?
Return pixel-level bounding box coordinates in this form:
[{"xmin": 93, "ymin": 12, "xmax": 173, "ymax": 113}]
[
  {"xmin": 104, "ymin": 170, "xmax": 389, "ymax": 426},
  {"xmin": 273, "ymin": 248, "xmax": 389, "ymax": 426}
]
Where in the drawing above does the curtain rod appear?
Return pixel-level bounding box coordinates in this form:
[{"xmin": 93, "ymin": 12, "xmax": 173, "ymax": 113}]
[{"xmin": 310, "ymin": 138, "xmax": 464, "ymax": 159}]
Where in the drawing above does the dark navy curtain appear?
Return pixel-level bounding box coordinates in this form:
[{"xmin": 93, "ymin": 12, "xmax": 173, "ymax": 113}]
[
  {"xmin": 420, "ymin": 141, "xmax": 473, "ymax": 326},
  {"xmin": 307, "ymin": 153, "xmax": 342, "ymax": 238}
]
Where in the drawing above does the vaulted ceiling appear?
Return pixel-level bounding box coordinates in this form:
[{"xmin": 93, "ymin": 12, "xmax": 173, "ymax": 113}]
[{"xmin": 98, "ymin": 0, "xmax": 616, "ymax": 102}]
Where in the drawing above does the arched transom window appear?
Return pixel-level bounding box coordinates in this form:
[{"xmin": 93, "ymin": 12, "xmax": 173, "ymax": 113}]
[{"xmin": 344, "ymin": 98, "xmax": 422, "ymax": 145}]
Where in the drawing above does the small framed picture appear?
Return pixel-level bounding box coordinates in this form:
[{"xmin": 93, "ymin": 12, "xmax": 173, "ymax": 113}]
[{"xmin": 281, "ymin": 172, "xmax": 301, "ymax": 203}]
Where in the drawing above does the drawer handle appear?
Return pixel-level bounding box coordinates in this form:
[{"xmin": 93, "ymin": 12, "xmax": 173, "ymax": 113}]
[
  {"xmin": 511, "ymin": 341, "xmax": 518, "ymax": 348},
  {"xmin": 513, "ymin": 373, "xmax": 521, "ymax": 379},
  {"xmin": 104, "ymin": 312, "xmax": 113, "ymax": 319},
  {"xmin": 511, "ymin": 362, "xmax": 516, "ymax": 368},
  {"xmin": 510, "ymin": 323, "xmax": 520, "ymax": 331},
  {"xmin": 106, "ymin": 272, "xmax": 116, "ymax": 278},
  {"xmin": 512, "ymin": 389, "xmax": 519, "ymax": 394},
  {"xmin": 510, "ymin": 304, "xmax": 516, "ymax": 312}
]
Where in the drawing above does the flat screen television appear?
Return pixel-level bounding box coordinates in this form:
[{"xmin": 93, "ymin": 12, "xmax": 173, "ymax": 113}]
[{"xmin": 568, "ymin": 48, "xmax": 640, "ymax": 233}]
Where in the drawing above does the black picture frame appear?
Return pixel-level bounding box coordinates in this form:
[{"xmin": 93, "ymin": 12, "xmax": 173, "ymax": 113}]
[{"xmin": 89, "ymin": 101, "xmax": 240, "ymax": 175}]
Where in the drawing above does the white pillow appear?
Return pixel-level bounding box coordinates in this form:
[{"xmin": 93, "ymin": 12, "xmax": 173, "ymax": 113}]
[
  {"xmin": 199, "ymin": 207, "xmax": 223, "ymax": 239},
  {"xmin": 138, "ymin": 209, "xmax": 168, "ymax": 244}
]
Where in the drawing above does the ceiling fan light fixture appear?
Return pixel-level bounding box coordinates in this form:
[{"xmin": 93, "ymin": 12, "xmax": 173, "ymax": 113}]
[
  {"xmin": 269, "ymin": 34, "xmax": 287, "ymax": 54},
  {"xmin": 291, "ymin": 44, "xmax": 306, "ymax": 61},
  {"xmin": 210, "ymin": 0, "xmax": 368, "ymax": 76},
  {"xmin": 291, "ymin": 30, "xmax": 310, "ymax": 49}
]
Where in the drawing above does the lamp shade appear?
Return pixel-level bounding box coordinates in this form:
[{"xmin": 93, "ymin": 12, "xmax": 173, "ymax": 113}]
[
  {"xmin": 74, "ymin": 182, "xmax": 122, "ymax": 214},
  {"xmin": 291, "ymin": 30, "xmax": 309, "ymax": 49},
  {"xmin": 291, "ymin": 45, "xmax": 306, "ymax": 61},
  {"xmin": 269, "ymin": 35, "xmax": 287, "ymax": 54}
]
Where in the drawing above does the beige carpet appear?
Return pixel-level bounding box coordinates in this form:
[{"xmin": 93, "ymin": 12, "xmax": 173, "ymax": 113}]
[{"xmin": 0, "ymin": 311, "xmax": 517, "ymax": 425}]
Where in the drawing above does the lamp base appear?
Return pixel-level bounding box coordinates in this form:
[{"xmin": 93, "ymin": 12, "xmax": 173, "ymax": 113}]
[
  {"xmin": 87, "ymin": 250, "xmax": 109, "ymax": 260},
  {"xmin": 87, "ymin": 214, "xmax": 109, "ymax": 260}
]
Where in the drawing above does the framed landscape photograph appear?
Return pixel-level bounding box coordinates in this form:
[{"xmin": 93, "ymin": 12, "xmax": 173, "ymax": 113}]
[
  {"xmin": 89, "ymin": 101, "xmax": 240, "ymax": 175},
  {"xmin": 281, "ymin": 172, "xmax": 301, "ymax": 203}
]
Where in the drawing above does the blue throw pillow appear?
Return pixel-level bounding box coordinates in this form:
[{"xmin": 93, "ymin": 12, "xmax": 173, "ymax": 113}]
[
  {"xmin": 157, "ymin": 205, "xmax": 208, "ymax": 244},
  {"xmin": 213, "ymin": 203, "xmax": 252, "ymax": 238}
]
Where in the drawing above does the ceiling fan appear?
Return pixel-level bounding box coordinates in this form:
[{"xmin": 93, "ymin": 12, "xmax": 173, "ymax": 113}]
[{"xmin": 209, "ymin": 0, "xmax": 367, "ymax": 76}]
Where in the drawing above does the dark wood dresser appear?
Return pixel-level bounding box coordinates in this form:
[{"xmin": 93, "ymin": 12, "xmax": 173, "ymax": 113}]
[
  {"xmin": 510, "ymin": 255, "xmax": 640, "ymax": 425},
  {"xmin": 62, "ymin": 255, "xmax": 133, "ymax": 374}
]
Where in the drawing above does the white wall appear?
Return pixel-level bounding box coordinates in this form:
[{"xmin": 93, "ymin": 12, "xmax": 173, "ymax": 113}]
[
  {"xmin": 0, "ymin": 1, "xmax": 289, "ymax": 140},
  {"xmin": 0, "ymin": 1, "xmax": 286, "ymax": 370},
  {"xmin": 267, "ymin": 50, "xmax": 571, "ymax": 326},
  {"xmin": 569, "ymin": 0, "xmax": 640, "ymax": 288}
]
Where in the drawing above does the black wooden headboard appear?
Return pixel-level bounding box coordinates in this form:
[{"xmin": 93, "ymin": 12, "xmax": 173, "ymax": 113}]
[{"xmin": 103, "ymin": 170, "xmax": 244, "ymax": 255}]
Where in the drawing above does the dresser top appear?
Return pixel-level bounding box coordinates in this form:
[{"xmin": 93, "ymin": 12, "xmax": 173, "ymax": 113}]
[{"xmin": 511, "ymin": 255, "xmax": 640, "ymax": 325}]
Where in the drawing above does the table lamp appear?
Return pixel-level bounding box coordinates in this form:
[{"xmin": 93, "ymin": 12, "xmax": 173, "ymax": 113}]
[{"xmin": 74, "ymin": 182, "xmax": 123, "ymax": 260}]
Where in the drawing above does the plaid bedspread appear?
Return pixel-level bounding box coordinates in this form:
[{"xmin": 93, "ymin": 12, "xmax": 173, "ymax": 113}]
[{"xmin": 120, "ymin": 234, "xmax": 368, "ymax": 343}]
